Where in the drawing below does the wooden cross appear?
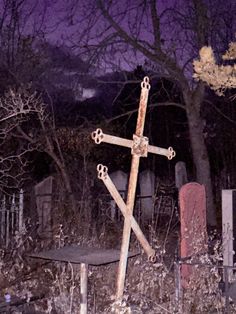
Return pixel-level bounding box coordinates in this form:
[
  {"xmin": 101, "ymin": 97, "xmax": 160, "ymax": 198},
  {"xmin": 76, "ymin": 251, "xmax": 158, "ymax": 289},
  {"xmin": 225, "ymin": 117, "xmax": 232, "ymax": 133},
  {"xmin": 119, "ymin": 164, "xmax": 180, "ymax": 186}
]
[{"xmin": 91, "ymin": 77, "xmax": 176, "ymax": 301}]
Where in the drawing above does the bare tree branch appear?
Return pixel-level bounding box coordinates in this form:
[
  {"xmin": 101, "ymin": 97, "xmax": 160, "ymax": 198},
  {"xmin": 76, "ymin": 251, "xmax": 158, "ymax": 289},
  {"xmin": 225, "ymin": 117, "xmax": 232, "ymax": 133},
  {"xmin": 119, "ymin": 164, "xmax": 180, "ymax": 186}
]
[{"xmin": 106, "ymin": 101, "xmax": 185, "ymax": 123}]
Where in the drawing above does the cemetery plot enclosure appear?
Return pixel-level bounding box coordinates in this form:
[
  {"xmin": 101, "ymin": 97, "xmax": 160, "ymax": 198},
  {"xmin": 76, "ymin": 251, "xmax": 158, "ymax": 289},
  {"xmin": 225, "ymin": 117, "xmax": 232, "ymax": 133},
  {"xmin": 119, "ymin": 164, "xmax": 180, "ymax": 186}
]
[{"xmin": 0, "ymin": 190, "xmax": 24, "ymax": 248}]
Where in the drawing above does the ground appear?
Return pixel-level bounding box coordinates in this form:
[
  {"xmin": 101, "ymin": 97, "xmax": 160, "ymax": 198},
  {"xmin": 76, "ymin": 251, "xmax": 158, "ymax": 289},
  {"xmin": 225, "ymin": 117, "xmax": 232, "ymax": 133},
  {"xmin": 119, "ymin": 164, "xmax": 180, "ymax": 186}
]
[{"xmin": 0, "ymin": 218, "xmax": 234, "ymax": 313}]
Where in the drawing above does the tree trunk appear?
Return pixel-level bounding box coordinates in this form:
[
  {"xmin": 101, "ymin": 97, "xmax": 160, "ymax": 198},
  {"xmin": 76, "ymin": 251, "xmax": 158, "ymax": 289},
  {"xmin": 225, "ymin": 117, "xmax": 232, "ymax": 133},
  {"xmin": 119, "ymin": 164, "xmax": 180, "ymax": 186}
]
[
  {"xmin": 184, "ymin": 90, "xmax": 216, "ymax": 226},
  {"xmin": 59, "ymin": 165, "xmax": 77, "ymax": 214},
  {"xmin": 47, "ymin": 150, "xmax": 77, "ymax": 214}
]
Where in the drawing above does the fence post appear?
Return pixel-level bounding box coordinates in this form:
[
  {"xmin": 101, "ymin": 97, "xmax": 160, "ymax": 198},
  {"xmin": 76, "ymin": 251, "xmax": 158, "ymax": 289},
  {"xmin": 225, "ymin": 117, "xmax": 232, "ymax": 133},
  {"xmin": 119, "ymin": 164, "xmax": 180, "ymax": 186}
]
[
  {"xmin": 224, "ymin": 267, "xmax": 229, "ymax": 314},
  {"xmin": 11, "ymin": 194, "xmax": 15, "ymax": 236},
  {"xmin": 19, "ymin": 189, "xmax": 24, "ymax": 233},
  {"xmin": 175, "ymin": 260, "xmax": 183, "ymax": 313},
  {"xmin": 6, "ymin": 208, "xmax": 9, "ymax": 248}
]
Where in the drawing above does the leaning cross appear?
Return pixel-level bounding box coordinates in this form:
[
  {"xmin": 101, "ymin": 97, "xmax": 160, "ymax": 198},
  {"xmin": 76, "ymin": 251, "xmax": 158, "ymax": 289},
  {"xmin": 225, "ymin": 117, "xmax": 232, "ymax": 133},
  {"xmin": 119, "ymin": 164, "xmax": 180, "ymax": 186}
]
[{"xmin": 91, "ymin": 77, "xmax": 176, "ymax": 301}]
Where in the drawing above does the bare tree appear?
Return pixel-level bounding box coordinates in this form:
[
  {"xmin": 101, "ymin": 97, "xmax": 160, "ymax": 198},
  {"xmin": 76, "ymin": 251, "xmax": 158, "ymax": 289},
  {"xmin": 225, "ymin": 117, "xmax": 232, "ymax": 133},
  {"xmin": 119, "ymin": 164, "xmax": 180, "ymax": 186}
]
[
  {"xmin": 0, "ymin": 88, "xmax": 77, "ymax": 211},
  {"xmin": 60, "ymin": 0, "xmax": 236, "ymax": 225},
  {"xmin": 0, "ymin": 0, "xmax": 49, "ymax": 86},
  {"xmin": 0, "ymin": 89, "xmax": 40, "ymax": 191}
]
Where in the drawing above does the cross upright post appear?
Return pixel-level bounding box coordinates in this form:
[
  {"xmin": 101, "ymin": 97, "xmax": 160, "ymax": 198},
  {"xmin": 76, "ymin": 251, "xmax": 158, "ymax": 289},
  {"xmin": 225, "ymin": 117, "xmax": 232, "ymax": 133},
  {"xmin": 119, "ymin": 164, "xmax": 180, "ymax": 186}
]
[
  {"xmin": 116, "ymin": 77, "xmax": 150, "ymax": 300},
  {"xmin": 91, "ymin": 76, "xmax": 176, "ymax": 302}
]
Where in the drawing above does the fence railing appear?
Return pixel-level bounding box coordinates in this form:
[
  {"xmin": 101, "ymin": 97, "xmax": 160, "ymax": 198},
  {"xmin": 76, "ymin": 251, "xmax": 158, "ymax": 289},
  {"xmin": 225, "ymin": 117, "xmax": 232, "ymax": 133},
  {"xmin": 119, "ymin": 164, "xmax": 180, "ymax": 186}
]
[
  {"xmin": 0, "ymin": 189, "xmax": 24, "ymax": 248},
  {"xmin": 98, "ymin": 192, "xmax": 178, "ymax": 224}
]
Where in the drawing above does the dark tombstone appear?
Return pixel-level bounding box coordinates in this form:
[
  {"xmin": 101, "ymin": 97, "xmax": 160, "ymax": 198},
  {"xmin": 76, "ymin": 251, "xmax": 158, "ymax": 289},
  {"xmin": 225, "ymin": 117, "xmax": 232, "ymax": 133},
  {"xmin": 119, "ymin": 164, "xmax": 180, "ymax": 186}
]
[
  {"xmin": 179, "ymin": 182, "xmax": 208, "ymax": 287},
  {"xmin": 139, "ymin": 169, "xmax": 155, "ymax": 220},
  {"xmin": 34, "ymin": 176, "xmax": 54, "ymax": 238},
  {"xmin": 110, "ymin": 170, "xmax": 128, "ymax": 221},
  {"xmin": 175, "ymin": 161, "xmax": 188, "ymax": 190}
]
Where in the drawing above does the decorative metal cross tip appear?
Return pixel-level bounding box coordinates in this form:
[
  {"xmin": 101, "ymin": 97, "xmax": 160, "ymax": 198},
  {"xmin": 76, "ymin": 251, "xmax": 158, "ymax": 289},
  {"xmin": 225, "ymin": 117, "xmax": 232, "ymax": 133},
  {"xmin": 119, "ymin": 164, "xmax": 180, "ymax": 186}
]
[{"xmin": 97, "ymin": 164, "xmax": 108, "ymax": 180}]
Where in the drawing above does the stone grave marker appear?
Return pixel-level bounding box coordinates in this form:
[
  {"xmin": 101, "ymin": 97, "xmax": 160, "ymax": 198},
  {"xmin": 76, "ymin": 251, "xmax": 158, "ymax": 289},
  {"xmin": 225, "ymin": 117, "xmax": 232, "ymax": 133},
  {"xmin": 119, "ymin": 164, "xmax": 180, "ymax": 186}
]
[
  {"xmin": 179, "ymin": 182, "xmax": 208, "ymax": 287},
  {"xmin": 175, "ymin": 161, "xmax": 188, "ymax": 190},
  {"xmin": 222, "ymin": 189, "xmax": 236, "ymax": 281},
  {"xmin": 139, "ymin": 169, "xmax": 155, "ymax": 220},
  {"xmin": 35, "ymin": 176, "xmax": 54, "ymax": 238},
  {"xmin": 110, "ymin": 170, "xmax": 128, "ymax": 220}
]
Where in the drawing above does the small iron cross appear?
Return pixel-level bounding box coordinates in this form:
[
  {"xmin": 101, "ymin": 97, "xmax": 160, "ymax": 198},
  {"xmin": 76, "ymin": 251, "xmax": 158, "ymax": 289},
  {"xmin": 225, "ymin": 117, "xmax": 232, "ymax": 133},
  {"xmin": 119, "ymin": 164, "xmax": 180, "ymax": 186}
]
[{"xmin": 91, "ymin": 77, "xmax": 176, "ymax": 301}]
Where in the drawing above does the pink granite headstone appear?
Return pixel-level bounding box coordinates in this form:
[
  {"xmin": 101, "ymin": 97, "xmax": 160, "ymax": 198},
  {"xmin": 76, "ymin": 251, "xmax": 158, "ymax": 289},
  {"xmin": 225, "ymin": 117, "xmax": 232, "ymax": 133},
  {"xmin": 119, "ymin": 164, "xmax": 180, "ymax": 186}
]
[{"xmin": 179, "ymin": 182, "xmax": 208, "ymax": 287}]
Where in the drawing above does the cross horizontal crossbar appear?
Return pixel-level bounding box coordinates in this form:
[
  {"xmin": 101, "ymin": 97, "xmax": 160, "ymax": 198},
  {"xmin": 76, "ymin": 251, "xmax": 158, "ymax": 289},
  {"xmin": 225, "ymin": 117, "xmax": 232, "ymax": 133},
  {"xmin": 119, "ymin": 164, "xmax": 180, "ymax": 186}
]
[{"xmin": 91, "ymin": 128, "xmax": 176, "ymax": 160}]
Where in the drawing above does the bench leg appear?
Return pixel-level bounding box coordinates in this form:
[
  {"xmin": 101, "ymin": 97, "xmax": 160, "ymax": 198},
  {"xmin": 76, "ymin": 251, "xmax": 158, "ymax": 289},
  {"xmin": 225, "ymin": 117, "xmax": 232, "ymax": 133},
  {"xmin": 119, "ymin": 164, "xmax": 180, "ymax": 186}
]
[{"xmin": 80, "ymin": 263, "xmax": 88, "ymax": 314}]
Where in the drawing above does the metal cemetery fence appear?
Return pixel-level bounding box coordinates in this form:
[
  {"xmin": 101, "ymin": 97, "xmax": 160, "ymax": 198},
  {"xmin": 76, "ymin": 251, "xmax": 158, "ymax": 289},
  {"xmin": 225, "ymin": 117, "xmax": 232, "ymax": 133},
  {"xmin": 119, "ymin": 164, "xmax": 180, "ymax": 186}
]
[
  {"xmin": 98, "ymin": 191, "xmax": 178, "ymax": 226},
  {"xmin": 0, "ymin": 189, "xmax": 24, "ymax": 248}
]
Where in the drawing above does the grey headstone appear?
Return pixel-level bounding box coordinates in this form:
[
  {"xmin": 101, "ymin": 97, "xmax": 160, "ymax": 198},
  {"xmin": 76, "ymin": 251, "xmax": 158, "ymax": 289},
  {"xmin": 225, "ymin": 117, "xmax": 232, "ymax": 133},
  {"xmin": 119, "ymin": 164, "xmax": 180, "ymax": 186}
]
[
  {"xmin": 34, "ymin": 176, "xmax": 53, "ymax": 238},
  {"xmin": 139, "ymin": 170, "xmax": 155, "ymax": 220},
  {"xmin": 110, "ymin": 170, "xmax": 128, "ymax": 220},
  {"xmin": 175, "ymin": 161, "xmax": 188, "ymax": 190},
  {"xmin": 222, "ymin": 189, "xmax": 236, "ymax": 281}
]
